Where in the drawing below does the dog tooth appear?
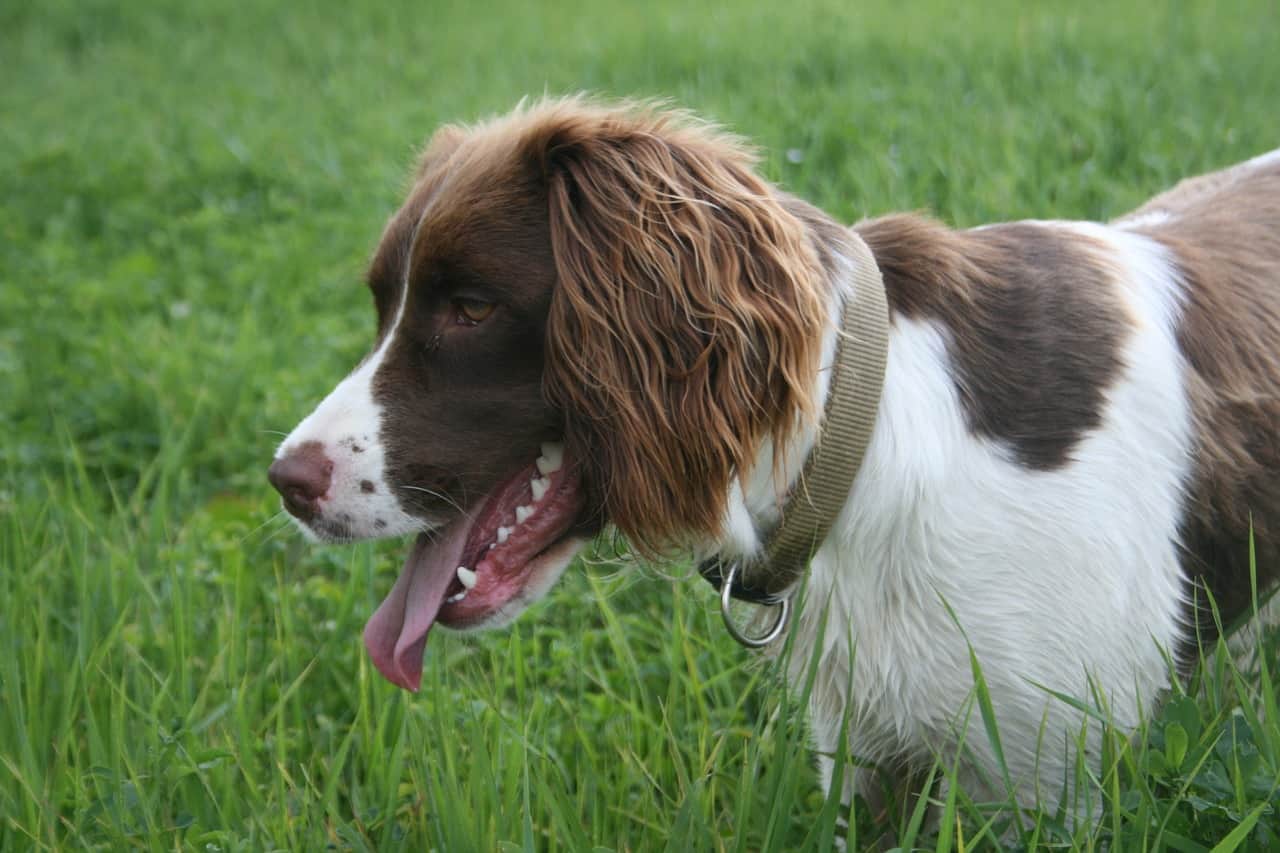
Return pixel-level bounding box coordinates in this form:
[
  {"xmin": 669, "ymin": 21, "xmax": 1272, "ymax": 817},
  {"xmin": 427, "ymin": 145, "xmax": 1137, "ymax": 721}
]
[
  {"xmin": 530, "ymin": 476, "xmax": 550, "ymax": 502},
  {"xmin": 497, "ymin": 526, "xmax": 511, "ymax": 543},
  {"xmin": 515, "ymin": 505, "xmax": 534, "ymax": 524},
  {"xmin": 456, "ymin": 566, "xmax": 477, "ymax": 589},
  {"xmin": 536, "ymin": 442, "xmax": 563, "ymax": 474},
  {"xmin": 446, "ymin": 590, "xmax": 467, "ymax": 604}
]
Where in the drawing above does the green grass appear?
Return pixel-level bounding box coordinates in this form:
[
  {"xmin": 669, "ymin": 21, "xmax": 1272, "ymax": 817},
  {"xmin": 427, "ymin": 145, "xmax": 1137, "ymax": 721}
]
[{"xmin": 3, "ymin": 0, "xmax": 1280, "ymax": 849}]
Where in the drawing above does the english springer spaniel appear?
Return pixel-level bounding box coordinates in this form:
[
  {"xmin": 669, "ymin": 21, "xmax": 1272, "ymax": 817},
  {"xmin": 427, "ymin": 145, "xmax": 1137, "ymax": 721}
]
[{"xmin": 269, "ymin": 97, "xmax": 1279, "ymax": 821}]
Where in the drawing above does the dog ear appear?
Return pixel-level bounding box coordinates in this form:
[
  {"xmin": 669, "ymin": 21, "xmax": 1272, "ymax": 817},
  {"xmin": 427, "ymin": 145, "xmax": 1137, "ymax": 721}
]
[{"xmin": 531, "ymin": 103, "xmax": 828, "ymax": 553}]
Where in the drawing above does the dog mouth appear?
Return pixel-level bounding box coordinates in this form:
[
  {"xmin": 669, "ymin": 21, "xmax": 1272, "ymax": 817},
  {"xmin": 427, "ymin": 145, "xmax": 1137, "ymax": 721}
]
[{"xmin": 362, "ymin": 442, "xmax": 586, "ymax": 691}]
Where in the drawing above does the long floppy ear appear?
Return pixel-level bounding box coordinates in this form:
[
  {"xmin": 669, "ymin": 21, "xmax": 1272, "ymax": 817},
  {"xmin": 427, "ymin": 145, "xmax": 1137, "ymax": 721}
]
[{"xmin": 529, "ymin": 101, "xmax": 828, "ymax": 553}]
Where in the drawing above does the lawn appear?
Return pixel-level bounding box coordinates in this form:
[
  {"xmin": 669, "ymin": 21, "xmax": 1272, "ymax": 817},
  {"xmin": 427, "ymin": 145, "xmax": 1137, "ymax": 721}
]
[{"xmin": 2, "ymin": 0, "xmax": 1279, "ymax": 849}]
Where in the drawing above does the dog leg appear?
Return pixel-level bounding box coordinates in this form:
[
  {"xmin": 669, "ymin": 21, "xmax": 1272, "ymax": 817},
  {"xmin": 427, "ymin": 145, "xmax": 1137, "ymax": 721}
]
[{"xmin": 821, "ymin": 746, "xmax": 931, "ymax": 851}]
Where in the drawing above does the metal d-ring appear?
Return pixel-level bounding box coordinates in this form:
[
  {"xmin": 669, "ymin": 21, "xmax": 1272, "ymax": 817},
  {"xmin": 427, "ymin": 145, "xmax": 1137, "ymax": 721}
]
[{"xmin": 719, "ymin": 562, "xmax": 791, "ymax": 648}]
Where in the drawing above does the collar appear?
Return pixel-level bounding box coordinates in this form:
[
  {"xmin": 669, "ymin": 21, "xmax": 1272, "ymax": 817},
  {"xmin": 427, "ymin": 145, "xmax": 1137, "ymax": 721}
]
[{"xmin": 697, "ymin": 229, "xmax": 889, "ymax": 646}]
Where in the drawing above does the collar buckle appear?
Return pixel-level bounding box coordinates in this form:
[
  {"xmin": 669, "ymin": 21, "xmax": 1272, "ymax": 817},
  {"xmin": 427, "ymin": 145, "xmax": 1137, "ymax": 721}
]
[{"xmin": 714, "ymin": 561, "xmax": 791, "ymax": 648}]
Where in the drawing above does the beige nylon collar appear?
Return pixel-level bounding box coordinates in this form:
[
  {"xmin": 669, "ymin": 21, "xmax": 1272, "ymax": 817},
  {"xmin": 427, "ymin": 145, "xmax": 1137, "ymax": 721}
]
[{"xmin": 699, "ymin": 230, "xmax": 889, "ymax": 643}]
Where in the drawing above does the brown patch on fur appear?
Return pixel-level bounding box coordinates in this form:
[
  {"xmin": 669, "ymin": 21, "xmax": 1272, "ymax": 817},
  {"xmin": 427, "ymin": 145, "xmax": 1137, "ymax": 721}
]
[
  {"xmin": 855, "ymin": 215, "xmax": 1128, "ymax": 469},
  {"xmin": 1126, "ymin": 154, "xmax": 1280, "ymax": 633},
  {"xmin": 526, "ymin": 99, "xmax": 830, "ymax": 552}
]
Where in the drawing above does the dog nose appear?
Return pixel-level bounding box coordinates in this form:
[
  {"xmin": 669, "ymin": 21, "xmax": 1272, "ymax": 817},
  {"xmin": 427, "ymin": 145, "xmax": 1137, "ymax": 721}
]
[{"xmin": 268, "ymin": 442, "xmax": 333, "ymax": 520}]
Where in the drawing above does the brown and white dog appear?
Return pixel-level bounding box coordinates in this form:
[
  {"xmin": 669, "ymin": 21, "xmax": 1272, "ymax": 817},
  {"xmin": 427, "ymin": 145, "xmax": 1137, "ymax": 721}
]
[{"xmin": 269, "ymin": 96, "xmax": 1279, "ymax": 816}]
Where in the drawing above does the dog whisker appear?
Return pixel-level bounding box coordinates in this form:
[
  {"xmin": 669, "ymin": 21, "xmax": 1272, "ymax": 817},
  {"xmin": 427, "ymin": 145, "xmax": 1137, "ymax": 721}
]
[
  {"xmin": 254, "ymin": 514, "xmax": 303, "ymax": 548},
  {"xmin": 239, "ymin": 509, "xmax": 292, "ymax": 546},
  {"xmin": 399, "ymin": 484, "xmax": 473, "ymax": 520}
]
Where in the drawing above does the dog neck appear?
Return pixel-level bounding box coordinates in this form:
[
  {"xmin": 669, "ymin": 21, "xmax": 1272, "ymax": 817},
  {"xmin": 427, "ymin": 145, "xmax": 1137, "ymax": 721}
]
[{"xmin": 706, "ymin": 211, "xmax": 888, "ymax": 594}]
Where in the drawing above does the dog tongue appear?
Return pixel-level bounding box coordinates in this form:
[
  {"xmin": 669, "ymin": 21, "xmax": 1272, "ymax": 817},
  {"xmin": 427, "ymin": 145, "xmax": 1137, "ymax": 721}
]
[{"xmin": 362, "ymin": 521, "xmax": 469, "ymax": 692}]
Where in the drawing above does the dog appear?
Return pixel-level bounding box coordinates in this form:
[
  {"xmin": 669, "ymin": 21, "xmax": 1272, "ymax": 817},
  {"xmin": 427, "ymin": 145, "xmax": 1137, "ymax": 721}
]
[{"xmin": 269, "ymin": 96, "xmax": 1279, "ymax": 822}]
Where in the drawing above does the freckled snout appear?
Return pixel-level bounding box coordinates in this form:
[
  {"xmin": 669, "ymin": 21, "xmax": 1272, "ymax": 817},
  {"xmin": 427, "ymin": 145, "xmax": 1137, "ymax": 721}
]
[{"xmin": 268, "ymin": 441, "xmax": 333, "ymax": 520}]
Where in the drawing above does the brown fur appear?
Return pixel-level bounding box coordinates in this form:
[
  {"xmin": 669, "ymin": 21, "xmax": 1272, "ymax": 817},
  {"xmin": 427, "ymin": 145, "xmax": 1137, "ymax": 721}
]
[
  {"xmin": 1126, "ymin": 156, "xmax": 1280, "ymax": 633},
  {"xmin": 855, "ymin": 215, "xmax": 1128, "ymax": 470},
  {"xmin": 527, "ymin": 100, "xmax": 830, "ymax": 553},
  {"xmin": 366, "ymin": 111, "xmax": 567, "ymax": 522}
]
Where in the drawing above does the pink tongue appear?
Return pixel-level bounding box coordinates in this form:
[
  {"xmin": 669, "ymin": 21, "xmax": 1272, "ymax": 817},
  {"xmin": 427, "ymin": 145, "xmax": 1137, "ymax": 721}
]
[{"xmin": 362, "ymin": 520, "xmax": 469, "ymax": 692}]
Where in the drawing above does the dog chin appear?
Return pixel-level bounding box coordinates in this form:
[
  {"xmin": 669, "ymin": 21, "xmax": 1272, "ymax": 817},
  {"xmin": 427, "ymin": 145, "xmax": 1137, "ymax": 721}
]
[{"xmin": 287, "ymin": 510, "xmax": 429, "ymax": 545}]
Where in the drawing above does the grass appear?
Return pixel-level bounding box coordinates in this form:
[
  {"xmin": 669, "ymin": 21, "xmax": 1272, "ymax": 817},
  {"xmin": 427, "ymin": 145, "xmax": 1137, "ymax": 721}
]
[{"xmin": 3, "ymin": 0, "xmax": 1280, "ymax": 849}]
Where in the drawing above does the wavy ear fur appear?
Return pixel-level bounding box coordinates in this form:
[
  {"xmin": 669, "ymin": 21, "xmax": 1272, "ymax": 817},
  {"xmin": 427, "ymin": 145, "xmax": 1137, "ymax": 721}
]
[{"xmin": 526, "ymin": 100, "xmax": 829, "ymax": 553}]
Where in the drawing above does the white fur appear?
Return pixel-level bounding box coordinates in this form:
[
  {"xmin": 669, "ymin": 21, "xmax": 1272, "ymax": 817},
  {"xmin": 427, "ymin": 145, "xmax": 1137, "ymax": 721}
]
[
  {"xmin": 721, "ymin": 224, "xmax": 1196, "ymax": 814},
  {"xmin": 1118, "ymin": 209, "xmax": 1172, "ymax": 229},
  {"xmin": 1245, "ymin": 147, "xmax": 1280, "ymax": 171},
  {"xmin": 274, "ymin": 249, "xmax": 423, "ymax": 541}
]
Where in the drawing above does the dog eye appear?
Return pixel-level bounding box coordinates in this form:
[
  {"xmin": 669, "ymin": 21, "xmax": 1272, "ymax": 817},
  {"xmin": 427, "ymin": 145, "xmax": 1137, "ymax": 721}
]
[{"xmin": 453, "ymin": 298, "xmax": 495, "ymax": 326}]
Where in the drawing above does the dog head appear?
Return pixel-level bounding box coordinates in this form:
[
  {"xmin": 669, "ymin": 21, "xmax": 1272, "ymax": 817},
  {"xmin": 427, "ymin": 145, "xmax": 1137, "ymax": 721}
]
[{"xmin": 269, "ymin": 97, "xmax": 828, "ymax": 690}]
